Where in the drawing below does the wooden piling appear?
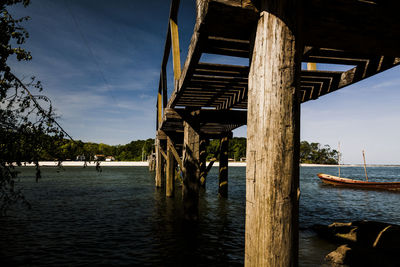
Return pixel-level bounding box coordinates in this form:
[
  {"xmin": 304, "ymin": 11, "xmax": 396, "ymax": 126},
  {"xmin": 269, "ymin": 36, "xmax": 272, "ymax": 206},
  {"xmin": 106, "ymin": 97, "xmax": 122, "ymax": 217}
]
[
  {"xmin": 166, "ymin": 138, "xmax": 175, "ymax": 197},
  {"xmin": 182, "ymin": 111, "xmax": 200, "ymax": 221},
  {"xmin": 245, "ymin": 1, "xmax": 301, "ymax": 266},
  {"xmin": 155, "ymin": 138, "xmax": 163, "ymax": 188},
  {"xmin": 218, "ymin": 134, "xmax": 229, "ymax": 198},
  {"xmin": 199, "ymin": 137, "xmax": 207, "ymax": 188}
]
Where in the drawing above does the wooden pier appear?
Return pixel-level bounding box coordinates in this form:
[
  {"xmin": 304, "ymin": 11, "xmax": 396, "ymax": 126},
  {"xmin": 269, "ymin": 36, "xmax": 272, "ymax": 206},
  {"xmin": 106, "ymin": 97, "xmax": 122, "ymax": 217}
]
[{"xmin": 152, "ymin": 0, "xmax": 400, "ymax": 265}]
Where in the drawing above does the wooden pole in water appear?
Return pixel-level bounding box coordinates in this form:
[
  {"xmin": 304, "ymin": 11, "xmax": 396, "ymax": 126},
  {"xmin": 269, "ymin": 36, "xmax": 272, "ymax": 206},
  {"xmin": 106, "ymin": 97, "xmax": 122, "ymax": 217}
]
[
  {"xmin": 245, "ymin": 1, "xmax": 301, "ymax": 265},
  {"xmin": 338, "ymin": 142, "xmax": 341, "ymax": 178},
  {"xmin": 155, "ymin": 137, "xmax": 163, "ymax": 187},
  {"xmin": 363, "ymin": 150, "xmax": 369, "ymax": 182},
  {"xmin": 218, "ymin": 133, "xmax": 229, "ymax": 198},
  {"xmin": 166, "ymin": 138, "xmax": 175, "ymax": 197},
  {"xmin": 199, "ymin": 137, "xmax": 207, "ymax": 188},
  {"xmin": 182, "ymin": 110, "xmax": 200, "ymax": 221}
]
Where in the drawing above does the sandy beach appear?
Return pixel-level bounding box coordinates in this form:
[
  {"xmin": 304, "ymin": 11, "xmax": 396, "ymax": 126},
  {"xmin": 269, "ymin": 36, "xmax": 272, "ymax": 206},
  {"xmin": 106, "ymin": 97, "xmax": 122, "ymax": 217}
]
[
  {"xmin": 21, "ymin": 161, "xmax": 148, "ymax": 167},
  {"xmin": 19, "ymin": 162, "xmax": 399, "ymax": 167},
  {"xmin": 19, "ymin": 161, "xmax": 246, "ymax": 167}
]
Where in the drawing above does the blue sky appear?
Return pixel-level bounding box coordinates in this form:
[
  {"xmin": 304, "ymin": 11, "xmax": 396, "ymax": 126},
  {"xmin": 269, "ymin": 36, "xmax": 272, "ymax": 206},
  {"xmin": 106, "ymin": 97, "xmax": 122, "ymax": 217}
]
[{"xmin": 8, "ymin": 1, "xmax": 400, "ymax": 164}]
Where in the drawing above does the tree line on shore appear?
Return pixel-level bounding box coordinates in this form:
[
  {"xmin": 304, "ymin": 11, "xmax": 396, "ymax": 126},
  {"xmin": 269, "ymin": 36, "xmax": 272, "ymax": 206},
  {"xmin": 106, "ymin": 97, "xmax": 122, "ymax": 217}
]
[{"xmin": 35, "ymin": 138, "xmax": 338, "ymax": 164}]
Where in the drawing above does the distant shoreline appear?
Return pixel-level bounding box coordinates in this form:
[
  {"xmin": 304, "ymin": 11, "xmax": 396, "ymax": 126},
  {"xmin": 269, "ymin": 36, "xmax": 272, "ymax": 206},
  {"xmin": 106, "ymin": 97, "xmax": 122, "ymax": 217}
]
[{"xmin": 17, "ymin": 162, "xmax": 400, "ymax": 167}]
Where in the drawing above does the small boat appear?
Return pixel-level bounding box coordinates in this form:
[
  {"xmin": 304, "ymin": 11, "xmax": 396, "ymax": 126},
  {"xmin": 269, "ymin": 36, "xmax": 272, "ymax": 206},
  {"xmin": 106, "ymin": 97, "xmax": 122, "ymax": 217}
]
[{"xmin": 317, "ymin": 173, "xmax": 400, "ymax": 190}]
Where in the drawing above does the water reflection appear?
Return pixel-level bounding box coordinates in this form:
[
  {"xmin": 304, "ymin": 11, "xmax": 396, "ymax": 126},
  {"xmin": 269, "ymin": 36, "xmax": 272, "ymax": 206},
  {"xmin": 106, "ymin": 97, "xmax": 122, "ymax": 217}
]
[{"xmin": 0, "ymin": 166, "xmax": 398, "ymax": 266}]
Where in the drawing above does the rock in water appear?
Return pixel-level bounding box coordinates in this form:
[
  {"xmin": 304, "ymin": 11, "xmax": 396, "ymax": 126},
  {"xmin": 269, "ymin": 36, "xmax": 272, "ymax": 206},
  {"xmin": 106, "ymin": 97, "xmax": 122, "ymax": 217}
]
[
  {"xmin": 314, "ymin": 221, "xmax": 400, "ymax": 266},
  {"xmin": 325, "ymin": 244, "xmax": 351, "ymax": 265}
]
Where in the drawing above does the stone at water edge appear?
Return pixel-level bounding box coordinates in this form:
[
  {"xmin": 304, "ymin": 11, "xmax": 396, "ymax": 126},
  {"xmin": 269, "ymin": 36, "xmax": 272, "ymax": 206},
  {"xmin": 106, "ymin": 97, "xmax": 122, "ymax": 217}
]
[{"xmin": 325, "ymin": 244, "xmax": 351, "ymax": 265}]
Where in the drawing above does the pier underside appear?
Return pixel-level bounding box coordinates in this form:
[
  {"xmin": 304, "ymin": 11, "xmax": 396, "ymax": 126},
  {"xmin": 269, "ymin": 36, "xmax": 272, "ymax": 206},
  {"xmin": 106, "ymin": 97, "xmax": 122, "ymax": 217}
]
[{"xmin": 151, "ymin": 0, "xmax": 400, "ymax": 266}]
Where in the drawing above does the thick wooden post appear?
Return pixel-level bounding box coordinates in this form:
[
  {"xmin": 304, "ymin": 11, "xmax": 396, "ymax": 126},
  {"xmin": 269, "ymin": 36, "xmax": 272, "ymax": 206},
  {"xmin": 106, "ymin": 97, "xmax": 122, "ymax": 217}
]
[
  {"xmin": 218, "ymin": 134, "xmax": 229, "ymax": 198},
  {"xmin": 245, "ymin": 1, "xmax": 301, "ymax": 266},
  {"xmin": 182, "ymin": 111, "xmax": 200, "ymax": 221},
  {"xmin": 155, "ymin": 138, "xmax": 163, "ymax": 187},
  {"xmin": 166, "ymin": 138, "xmax": 175, "ymax": 197},
  {"xmin": 199, "ymin": 137, "xmax": 207, "ymax": 188}
]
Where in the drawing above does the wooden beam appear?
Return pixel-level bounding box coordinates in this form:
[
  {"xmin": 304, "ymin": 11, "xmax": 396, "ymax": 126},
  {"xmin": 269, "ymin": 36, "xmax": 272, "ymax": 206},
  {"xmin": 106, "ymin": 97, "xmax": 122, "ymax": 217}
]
[
  {"xmin": 205, "ymin": 158, "xmax": 216, "ymax": 178},
  {"xmin": 170, "ymin": 18, "xmax": 181, "ymax": 81},
  {"xmin": 155, "ymin": 138, "xmax": 163, "ymax": 188},
  {"xmin": 199, "ymin": 137, "xmax": 207, "ymax": 188},
  {"xmin": 163, "ymin": 108, "xmax": 247, "ymax": 126},
  {"xmin": 304, "ymin": 1, "xmax": 400, "ymax": 56},
  {"xmin": 161, "ymin": 0, "xmax": 180, "ymax": 70},
  {"xmin": 245, "ymin": 1, "xmax": 300, "ymax": 265},
  {"xmin": 159, "ymin": 146, "xmax": 168, "ymax": 161},
  {"xmin": 182, "ymin": 111, "xmax": 201, "ymax": 221},
  {"xmin": 338, "ymin": 56, "xmax": 400, "ymax": 90},
  {"xmin": 166, "ymin": 138, "xmax": 175, "ymax": 197},
  {"xmin": 168, "ymin": 20, "xmax": 205, "ymax": 108},
  {"xmin": 161, "ymin": 69, "xmax": 168, "ymax": 110},
  {"xmin": 167, "ymin": 137, "xmax": 183, "ymax": 170},
  {"xmin": 157, "ymin": 90, "xmax": 162, "ymax": 129},
  {"xmin": 307, "ymin": 62, "xmax": 316, "ymax": 70},
  {"xmin": 218, "ymin": 133, "xmax": 229, "ymax": 198}
]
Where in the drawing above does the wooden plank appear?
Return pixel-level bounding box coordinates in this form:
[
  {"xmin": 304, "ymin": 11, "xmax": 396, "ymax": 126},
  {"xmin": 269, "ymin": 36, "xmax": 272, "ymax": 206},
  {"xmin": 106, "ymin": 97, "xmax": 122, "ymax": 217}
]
[
  {"xmin": 194, "ymin": 63, "xmax": 249, "ymax": 78},
  {"xmin": 163, "ymin": 108, "xmax": 247, "ymax": 125},
  {"xmin": 168, "ymin": 0, "xmax": 256, "ymax": 109},
  {"xmin": 201, "ymin": 1, "xmax": 258, "ymax": 40},
  {"xmin": 304, "ymin": 1, "xmax": 400, "ymax": 56},
  {"xmin": 337, "ymin": 56, "xmax": 400, "ymax": 91},
  {"xmin": 204, "ymin": 36, "xmax": 250, "ymax": 58},
  {"xmin": 305, "ymin": 56, "xmax": 366, "ymax": 66},
  {"xmin": 196, "ymin": 62, "xmax": 249, "ymax": 72}
]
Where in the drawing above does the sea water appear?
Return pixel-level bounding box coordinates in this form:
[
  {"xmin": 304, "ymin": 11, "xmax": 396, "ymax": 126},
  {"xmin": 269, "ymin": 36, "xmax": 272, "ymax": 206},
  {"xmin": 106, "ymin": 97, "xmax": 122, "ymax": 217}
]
[{"xmin": 0, "ymin": 166, "xmax": 399, "ymax": 266}]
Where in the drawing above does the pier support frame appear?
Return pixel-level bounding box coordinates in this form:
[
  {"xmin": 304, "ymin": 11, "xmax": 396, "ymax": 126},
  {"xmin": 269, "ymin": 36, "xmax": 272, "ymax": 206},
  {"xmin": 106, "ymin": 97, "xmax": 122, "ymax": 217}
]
[
  {"xmin": 245, "ymin": 1, "xmax": 302, "ymax": 266},
  {"xmin": 218, "ymin": 133, "xmax": 229, "ymax": 198},
  {"xmin": 199, "ymin": 137, "xmax": 207, "ymax": 188},
  {"xmin": 166, "ymin": 137, "xmax": 175, "ymax": 197},
  {"xmin": 155, "ymin": 137, "xmax": 163, "ymax": 187},
  {"xmin": 182, "ymin": 110, "xmax": 201, "ymax": 221}
]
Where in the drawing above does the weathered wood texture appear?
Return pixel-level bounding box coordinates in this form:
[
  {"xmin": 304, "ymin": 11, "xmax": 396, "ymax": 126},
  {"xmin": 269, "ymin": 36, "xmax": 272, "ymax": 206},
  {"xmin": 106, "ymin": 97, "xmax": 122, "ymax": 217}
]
[
  {"xmin": 164, "ymin": 0, "xmax": 400, "ymax": 114},
  {"xmin": 166, "ymin": 138, "xmax": 175, "ymax": 197},
  {"xmin": 167, "ymin": 136, "xmax": 183, "ymax": 170},
  {"xmin": 148, "ymin": 154, "xmax": 156, "ymax": 172},
  {"xmin": 303, "ymin": 1, "xmax": 400, "ymax": 56},
  {"xmin": 199, "ymin": 137, "xmax": 207, "ymax": 188},
  {"xmin": 182, "ymin": 111, "xmax": 201, "ymax": 221},
  {"xmin": 218, "ymin": 134, "xmax": 229, "ymax": 197},
  {"xmin": 155, "ymin": 138, "xmax": 163, "ymax": 188},
  {"xmin": 160, "ymin": 108, "xmax": 246, "ymax": 136},
  {"xmin": 245, "ymin": 2, "xmax": 300, "ymax": 266},
  {"xmin": 170, "ymin": 18, "xmax": 181, "ymax": 81}
]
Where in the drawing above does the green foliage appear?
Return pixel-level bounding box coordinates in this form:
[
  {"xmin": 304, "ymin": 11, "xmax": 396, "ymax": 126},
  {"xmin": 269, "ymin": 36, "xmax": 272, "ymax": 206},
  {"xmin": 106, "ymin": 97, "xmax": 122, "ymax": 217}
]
[
  {"xmin": 1, "ymin": 0, "xmax": 64, "ymax": 214},
  {"xmin": 205, "ymin": 138, "xmax": 337, "ymax": 164},
  {"xmin": 38, "ymin": 138, "xmax": 155, "ymax": 162},
  {"xmin": 205, "ymin": 137, "xmax": 246, "ymax": 161},
  {"xmin": 300, "ymin": 141, "xmax": 338, "ymax": 164}
]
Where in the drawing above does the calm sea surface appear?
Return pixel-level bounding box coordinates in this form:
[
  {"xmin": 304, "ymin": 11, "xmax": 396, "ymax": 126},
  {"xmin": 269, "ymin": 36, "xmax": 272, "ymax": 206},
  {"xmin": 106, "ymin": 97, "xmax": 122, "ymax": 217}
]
[{"xmin": 1, "ymin": 166, "xmax": 399, "ymax": 266}]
